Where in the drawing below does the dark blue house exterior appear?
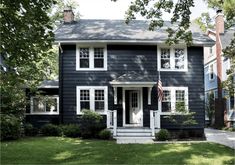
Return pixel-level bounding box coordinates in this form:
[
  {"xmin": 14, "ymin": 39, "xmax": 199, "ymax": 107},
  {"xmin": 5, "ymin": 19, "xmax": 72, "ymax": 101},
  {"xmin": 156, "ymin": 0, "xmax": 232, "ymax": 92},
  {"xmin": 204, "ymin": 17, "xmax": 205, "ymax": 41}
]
[{"xmin": 26, "ymin": 8, "xmax": 214, "ymax": 137}]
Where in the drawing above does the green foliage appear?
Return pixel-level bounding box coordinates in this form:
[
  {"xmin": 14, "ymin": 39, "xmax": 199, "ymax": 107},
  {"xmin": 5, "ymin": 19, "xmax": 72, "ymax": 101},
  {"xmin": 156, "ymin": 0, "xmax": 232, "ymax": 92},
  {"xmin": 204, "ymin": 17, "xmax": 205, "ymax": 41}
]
[
  {"xmin": 99, "ymin": 129, "xmax": 112, "ymax": 140},
  {"xmin": 155, "ymin": 129, "xmax": 170, "ymax": 141},
  {"xmin": 0, "ymin": 114, "xmax": 22, "ymax": 140},
  {"xmin": 41, "ymin": 124, "xmax": 62, "ymax": 136},
  {"xmin": 205, "ymin": 92, "xmax": 215, "ymax": 126},
  {"xmin": 24, "ymin": 123, "xmax": 38, "ymax": 136},
  {"xmin": 61, "ymin": 124, "xmax": 81, "ymax": 138},
  {"xmin": 79, "ymin": 110, "xmax": 105, "ymax": 139},
  {"xmin": 125, "ymin": 0, "xmax": 194, "ymax": 46},
  {"xmin": 194, "ymin": 12, "xmax": 214, "ymax": 32}
]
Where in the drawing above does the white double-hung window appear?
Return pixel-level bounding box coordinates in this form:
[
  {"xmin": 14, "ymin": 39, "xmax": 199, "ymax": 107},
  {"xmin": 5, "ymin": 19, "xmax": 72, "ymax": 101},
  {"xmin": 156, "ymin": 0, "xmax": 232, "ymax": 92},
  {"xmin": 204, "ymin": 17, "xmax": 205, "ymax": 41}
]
[
  {"xmin": 77, "ymin": 86, "xmax": 108, "ymax": 114},
  {"xmin": 160, "ymin": 87, "xmax": 188, "ymax": 113},
  {"xmin": 76, "ymin": 44, "xmax": 107, "ymax": 70},
  {"xmin": 158, "ymin": 46, "xmax": 187, "ymax": 71}
]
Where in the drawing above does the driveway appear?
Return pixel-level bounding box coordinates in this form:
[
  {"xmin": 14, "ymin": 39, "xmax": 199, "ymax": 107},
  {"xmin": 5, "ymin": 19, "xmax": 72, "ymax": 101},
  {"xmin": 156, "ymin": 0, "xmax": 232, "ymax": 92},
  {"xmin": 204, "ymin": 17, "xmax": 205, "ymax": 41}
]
[{"xmin": 205, "ymin": 128, "xmax": 235, "ymax": 149}]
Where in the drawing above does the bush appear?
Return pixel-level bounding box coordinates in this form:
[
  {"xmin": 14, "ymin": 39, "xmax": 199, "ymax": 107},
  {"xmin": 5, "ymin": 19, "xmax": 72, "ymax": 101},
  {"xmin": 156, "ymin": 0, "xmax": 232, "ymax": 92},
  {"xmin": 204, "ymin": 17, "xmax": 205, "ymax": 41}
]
[
  {"xmin": 0, "ymin": 114, "xmax": 21, "ymax": 140},
  {"xmin": 40, "ymin": 124, "xmax": 62, "ymax": 136},
  {"xmin": 24, "ymin": 123, "xmax": 38, "ymax": 136},
  {"xmin": 155, "ymin": 129, "xmax": 170, "ymax": 141},
  {"xmin": 79, "ymin": 110, "xmax": 105, "ymax": 139},
  {"xmin": 99, "ymin": 129, "xmax": 112, "ymax": 140},
  {"xmin": 61, "ymin": 124, "xmax": 80, "ymax": 138}
]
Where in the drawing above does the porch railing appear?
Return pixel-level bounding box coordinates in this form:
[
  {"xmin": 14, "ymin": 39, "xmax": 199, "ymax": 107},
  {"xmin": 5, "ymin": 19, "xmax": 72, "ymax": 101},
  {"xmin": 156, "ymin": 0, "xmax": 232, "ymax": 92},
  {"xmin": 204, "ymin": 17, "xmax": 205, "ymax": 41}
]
[
  {"xmin": 150, "ymin": 110, "xmax": 160, "ymax": 136},
  {"xmin": 107, "ymin": 110, "xmax": 117, "ymax": 136}
]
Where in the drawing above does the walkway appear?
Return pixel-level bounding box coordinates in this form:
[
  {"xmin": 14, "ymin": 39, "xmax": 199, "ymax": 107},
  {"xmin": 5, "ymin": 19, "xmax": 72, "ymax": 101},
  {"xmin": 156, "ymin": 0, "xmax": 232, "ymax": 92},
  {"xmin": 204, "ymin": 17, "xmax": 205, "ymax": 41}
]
[{"xmin": 205, "ymin": 128, "xmax": 235, "ymax": 149}]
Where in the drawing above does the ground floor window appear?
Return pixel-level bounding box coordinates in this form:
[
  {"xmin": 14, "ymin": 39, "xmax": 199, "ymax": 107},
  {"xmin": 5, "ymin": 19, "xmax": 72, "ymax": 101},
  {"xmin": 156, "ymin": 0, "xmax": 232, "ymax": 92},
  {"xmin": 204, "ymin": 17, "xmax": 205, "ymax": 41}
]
[
  {"xmin": 76, "ymin": 86, "xmax": 108, "ymax": 114},
  {"xmin": 161, "ymin": 87, "xmax": 188, "ymax": 113},
  {"xmin": 30, "ymin": 96, "xmax": 59, "ymax": 114}
]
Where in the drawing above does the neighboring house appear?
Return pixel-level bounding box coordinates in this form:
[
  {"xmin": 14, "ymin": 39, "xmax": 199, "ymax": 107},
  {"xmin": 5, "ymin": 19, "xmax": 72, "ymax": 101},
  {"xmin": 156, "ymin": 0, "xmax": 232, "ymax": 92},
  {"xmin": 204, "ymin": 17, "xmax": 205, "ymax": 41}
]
[
  {"xmin": 26, "ymin": 7, "xmax": 214, "ymax": 139},
  {"xmin": 204, "ymin": 10, "xmax": 235, "ymax": 126}
]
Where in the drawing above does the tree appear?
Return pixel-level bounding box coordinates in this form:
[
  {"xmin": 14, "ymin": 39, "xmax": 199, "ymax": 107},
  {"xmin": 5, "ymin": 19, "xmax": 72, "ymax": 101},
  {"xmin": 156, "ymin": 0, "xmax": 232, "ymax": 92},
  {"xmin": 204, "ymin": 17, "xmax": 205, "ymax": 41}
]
[{"xmin": 194, "ymin": 12, "xmax": 214, "ymax": 32}]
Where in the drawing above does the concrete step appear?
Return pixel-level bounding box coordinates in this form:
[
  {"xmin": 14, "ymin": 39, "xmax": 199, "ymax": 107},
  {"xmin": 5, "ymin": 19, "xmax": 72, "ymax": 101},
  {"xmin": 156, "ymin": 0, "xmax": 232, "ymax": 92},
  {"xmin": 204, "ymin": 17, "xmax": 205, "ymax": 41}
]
[
  {"xmin": 117, "ymin": 132, "xmax": 152, "ymax": 137},
  {"xmin": 117, "ymin": 128, "xmax": 152, "ymax": 133},
  {"xmin": 116, "ymin": 137, "xmax": 154, "ymax": 144}
]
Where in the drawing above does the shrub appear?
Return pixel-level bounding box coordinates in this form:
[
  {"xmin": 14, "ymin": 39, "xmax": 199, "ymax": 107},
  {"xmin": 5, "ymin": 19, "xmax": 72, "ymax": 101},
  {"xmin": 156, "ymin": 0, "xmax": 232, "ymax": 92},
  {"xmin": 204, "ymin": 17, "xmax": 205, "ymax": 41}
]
[
  {"xmin": 155, "ymin": 129, "xmax": 170, "ymax": 141},
  {"xmin": 61, "ymin": 124, "xmax": 80, "ymax": 138},
  {"xmin": 0, "ymin": 114, "xmax": 21, "ymax": 140},
  {"xmin": 24, "ymin": 123, "xmax": 38, "ymax": 136},
  {"xmin": 99, "ymin": 129, "xmax": 112, "ymax": 140},
  {"xmin": 79, "ymin": 110, "xmax": 105, "ymax": 138},
  {"xmin": 40, "ymin": 124, "xmax": 62, "ymax": 136}
]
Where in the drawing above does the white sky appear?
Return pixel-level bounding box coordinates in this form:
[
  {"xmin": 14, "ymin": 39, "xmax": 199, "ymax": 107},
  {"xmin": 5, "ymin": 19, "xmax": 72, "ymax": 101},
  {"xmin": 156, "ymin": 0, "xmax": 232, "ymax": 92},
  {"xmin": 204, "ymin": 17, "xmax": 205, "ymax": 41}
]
[{"xmin": 75, "ymin": 0, "xmax": 216, "ymax": 20}]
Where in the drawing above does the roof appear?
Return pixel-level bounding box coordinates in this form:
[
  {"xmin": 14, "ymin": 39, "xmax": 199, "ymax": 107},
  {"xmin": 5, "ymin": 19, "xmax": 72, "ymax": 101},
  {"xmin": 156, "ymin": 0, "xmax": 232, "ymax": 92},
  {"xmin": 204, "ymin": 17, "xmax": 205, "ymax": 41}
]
[
  {"xmin": 54, "ymin": 19, "xmax": 214, "ymax": 46},
  {"xmin": 110, "ymin": 71, "xmax": 156, "ymax": 87},
  {"xmin": 38, "ymin": 80, "xmax": 59, "ymax": 88},
  {"xmin": 220, "ymin": 26, "xmax": 235, "ymax": 48}
]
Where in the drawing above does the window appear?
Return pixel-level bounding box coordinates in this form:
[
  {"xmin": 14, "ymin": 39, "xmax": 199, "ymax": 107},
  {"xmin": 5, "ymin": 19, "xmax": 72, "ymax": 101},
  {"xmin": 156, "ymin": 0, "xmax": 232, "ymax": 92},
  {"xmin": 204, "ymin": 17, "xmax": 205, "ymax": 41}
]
[
  {"xmin": 30, "ymin": 96, "xmax": 59, "ymax": 114},
  {"xmin": 77, "ymin": 86, "xmax": 108, "ymax": 114},
  {"xmin": 76, "ymin": 45, "xmax": 107, "ymax": 70},
  {"xmin": 209, "ymin": 64, "xmax": 214, "ymax": 80},
  {"xmin": 158, "ymin": 46, "xmax": 187, "ymax": 71},
  {"xmin": 160, "ymin": 87, "xmax": 188, "ymax": 113}
]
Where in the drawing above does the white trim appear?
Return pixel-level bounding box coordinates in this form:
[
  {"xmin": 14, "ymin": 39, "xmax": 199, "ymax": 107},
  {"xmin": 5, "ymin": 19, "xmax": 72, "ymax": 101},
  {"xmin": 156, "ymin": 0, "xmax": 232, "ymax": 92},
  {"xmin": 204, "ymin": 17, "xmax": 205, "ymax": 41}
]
[
  {"xmin": 209, "ymin": 62, "xmax": 215, "ymax": 81},
  {"xmin": 54, "ymin": 40, "xmax": 214, "ymax": 46},
  {"xmin": 113, "ymin": 87, "xmax": 117, "ymax": 105},
  {"xmin": 159, "ymin": 87, "xmax": 189, "ymax": 114},
  {"xmin": 76, "ymin": 44, "xmax": 107, "ymax": 71},
  {"xmin": 76, "ymin": 86, "xmax": 108, "ymax": 115},
  {"xmin": 157, "ymin": 45, "xmax": 188, "ymax": 72},
  {"xmin": 122, "ymin": 87, "xmax": 143, "ymax": 127},
  {"xmin": 110, "ymin": 82, "xmax": 155, "ymax": 88},
  {"xmin": 30, "ymin": 96, "xmax": 59, "ymax": 115},
  {"xmin": 148, "ymin": 87, "xmax": 152, "ymax": 105}
]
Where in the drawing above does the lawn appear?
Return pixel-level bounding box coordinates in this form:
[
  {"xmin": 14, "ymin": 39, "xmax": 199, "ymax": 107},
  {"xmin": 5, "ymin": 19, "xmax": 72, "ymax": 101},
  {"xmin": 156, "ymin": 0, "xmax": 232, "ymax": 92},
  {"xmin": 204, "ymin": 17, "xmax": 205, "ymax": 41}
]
[{"xmin": 1, "ymin": 137, "xmax": 234, "ymax": 165}]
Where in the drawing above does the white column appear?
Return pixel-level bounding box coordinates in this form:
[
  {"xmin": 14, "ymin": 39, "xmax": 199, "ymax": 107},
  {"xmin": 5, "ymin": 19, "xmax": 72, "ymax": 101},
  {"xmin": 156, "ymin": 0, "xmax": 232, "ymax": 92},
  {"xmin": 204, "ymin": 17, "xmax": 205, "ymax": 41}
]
[
  {"xmin": 150, "ymin": 110, "xmax": 154, "ymax": 136},
  {"xmin": 114, "ymin": 87, "xmax": 117, "ymax": 104},
  {"xmin": 148, "ymin": 87, "xmax": 152, "ymax": 105},
  {"xmin": 113, "ymin": 110, "xmax": 117, "ymax": 136}
]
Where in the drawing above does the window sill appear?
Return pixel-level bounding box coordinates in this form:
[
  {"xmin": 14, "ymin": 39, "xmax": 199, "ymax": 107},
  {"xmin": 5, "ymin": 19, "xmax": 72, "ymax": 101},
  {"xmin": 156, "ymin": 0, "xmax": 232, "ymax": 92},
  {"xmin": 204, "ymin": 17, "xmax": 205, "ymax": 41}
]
[
  {"xmin": 76, "ymin": 68, "xmax": 107, "ymax": 71},
  {"xmin": 27, "ymin": 113, "xmax": 59, "ymax": 115},
  {"xmin": 158, "ymin": 68, "xmax": 188, "ymax": 72}
]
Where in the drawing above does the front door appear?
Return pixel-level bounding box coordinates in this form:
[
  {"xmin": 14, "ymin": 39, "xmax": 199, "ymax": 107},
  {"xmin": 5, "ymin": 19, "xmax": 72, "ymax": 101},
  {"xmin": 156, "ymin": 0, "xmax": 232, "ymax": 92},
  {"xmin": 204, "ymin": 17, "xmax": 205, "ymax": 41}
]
[{"xmin": 123, "ymin": 89, "xmax": 142, "ymax": 127}]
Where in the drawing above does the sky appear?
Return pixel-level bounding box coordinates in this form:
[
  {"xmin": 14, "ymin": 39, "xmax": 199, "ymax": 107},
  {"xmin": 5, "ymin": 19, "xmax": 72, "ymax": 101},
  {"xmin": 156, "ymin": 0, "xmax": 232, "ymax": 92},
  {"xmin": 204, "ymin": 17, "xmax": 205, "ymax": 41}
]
[{"xmin": 75, "ymin": 0, "xmax": 216, "ymax": 20}]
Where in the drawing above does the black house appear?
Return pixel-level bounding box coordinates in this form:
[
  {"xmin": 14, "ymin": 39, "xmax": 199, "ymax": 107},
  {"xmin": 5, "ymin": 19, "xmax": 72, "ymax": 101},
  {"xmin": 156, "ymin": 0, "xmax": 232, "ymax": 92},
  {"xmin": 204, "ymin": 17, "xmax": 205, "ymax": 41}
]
[{"xmin": 26, "ymin": 8, "xmax": 214, "ymax": 139}]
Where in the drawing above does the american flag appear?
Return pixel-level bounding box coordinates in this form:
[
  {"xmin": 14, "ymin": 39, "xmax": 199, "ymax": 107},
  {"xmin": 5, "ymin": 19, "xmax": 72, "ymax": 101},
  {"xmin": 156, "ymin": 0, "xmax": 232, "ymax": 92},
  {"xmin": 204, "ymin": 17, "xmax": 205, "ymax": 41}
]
[{"xmin": 157, "ymin": 79, "xmax": 163, "ymax": 101}]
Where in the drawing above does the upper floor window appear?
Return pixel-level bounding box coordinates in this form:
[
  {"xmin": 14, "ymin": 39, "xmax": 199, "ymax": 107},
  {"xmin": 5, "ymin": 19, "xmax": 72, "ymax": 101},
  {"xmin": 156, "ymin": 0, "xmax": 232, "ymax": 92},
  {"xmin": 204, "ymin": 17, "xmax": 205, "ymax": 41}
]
[
  {"xmin": 209, "ymin": 64, "xmax": 214, "ymax": 81},
  {"xmin": 158, "ymin": 46, "xmax": 187, "ymax": 72},
  {"xmin": 30, "ymin": 96, "xmax": 59, "ymax": 114},
  {"xmin": 77, "ymin": 86, "xmax": 108, "ymax": 114},
  {"xmin": 160, "ymin": 87, "xmax": 188, "ymax": 113},
  {"xmin": 76, "ymin": 44, "xmax": 107, "ymax": 71}
]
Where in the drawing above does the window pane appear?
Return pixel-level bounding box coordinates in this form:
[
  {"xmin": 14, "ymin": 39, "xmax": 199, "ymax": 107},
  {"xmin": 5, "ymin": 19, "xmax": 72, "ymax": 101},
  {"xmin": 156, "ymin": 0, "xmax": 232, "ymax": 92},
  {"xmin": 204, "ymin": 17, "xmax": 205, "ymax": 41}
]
[
  {"xmin": 94, "ymin": 48, "xmax": 104, "ymax": 68},
  {"xmin": 176, "ymin": 90, "xmax": 185, "ymax": 102},
  {"xmin": 81, "ymin": 102, "xmax": 90, "ymax": 110},
  {"xmin": 46, "ymin": 98, "xmax": 57, "ymax": 112},
  {"xmin": 163, "ymin": 90, "xmax": 171, "ymax": 101},
  {"xmin": 95, "ymin": 101, "xmax": 104, "ymax": 111},
  {"xmin": 80, "ymin": 48, "xmax": 89, "ymax": 68},
  {"xmin": 33, "ymin": 98, "xmax": 45, "ymax": 112},
  {"xmin": 80, "ymin": 90, "xmax": 90, "ymax": 100},
  {"xmin": 95, "ymin": 90, "xmax": 104, "ymax": 101},
  {"xmin": 209, "ymin": 65, "xmax": 214, "ymax": 80},
  {"xmin": 175, "ymin": 49, "xmax": 184, "ymax": 69},
  {"xmin": 160, "ymin": 48, "xmax": 170, "ymax": 69},
  {"xmin": 162, "ymin": 102, "xmax": 171, "ymax": 112}
]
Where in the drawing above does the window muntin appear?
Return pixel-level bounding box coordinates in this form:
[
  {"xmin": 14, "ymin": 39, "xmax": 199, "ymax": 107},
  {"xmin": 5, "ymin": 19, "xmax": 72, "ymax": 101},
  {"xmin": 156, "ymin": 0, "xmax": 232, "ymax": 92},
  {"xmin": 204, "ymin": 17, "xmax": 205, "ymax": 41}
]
[
  {"xmin": 158, "ymin": 46, "xmax": 187, "ymax": 71},
  {"xmin": 160, "ymin": 48, "xmax": 170, "ymax": 69},
  {"xmin": 160, "ymin": 87, "xmax": 188, "ymax": 113},
  {"xmin": 80, "ymin": 90, "xmax": 90, "ymax": 110},
  {"xmin": 77, "ymin": 86, "xmax": 107, "ymax": 114},
  {"xmin": 94, "ymin": 48, "xmax": 104, "ymax": 68},
  {"xmin": 31, "ymin": 96, "xmax": 59, "ymax": 114},
  {"xmin": 79, "ymin": 48, "xmax": 89, "ymax": 68}
]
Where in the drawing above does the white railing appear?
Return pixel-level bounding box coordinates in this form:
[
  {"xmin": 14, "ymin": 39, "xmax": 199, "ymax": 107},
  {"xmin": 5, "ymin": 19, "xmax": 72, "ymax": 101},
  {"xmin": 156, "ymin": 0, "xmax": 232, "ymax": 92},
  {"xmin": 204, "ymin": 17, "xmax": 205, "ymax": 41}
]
[
  {"xmin": 150, "ymin": 110, "xmax": 160, "ymax": 136},
  {"xmin": 107, "ymin": 110, "xmax": 117, "ymax": 136}
]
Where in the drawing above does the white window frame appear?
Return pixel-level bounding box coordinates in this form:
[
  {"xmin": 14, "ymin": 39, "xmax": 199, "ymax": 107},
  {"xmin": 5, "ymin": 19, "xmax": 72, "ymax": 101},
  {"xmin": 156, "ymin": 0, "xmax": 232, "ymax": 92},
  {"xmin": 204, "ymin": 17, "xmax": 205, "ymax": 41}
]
[
  {"xmin": 209, "ymin": 63, "xmax": 215, "ymax": 81},
  {"xmin": 76, "ymin": 44, "xmax": 107, "ymax": 71},
  {"xmin": 157, "ymin": 45, "xmax": 188, "ymax": 72},
  {"xmin": 76, "ymin": 86, "xmax": 108, "ymax": 114},
  {"xmin": 159, "ymin": 87, "xmax": 188, "ymax": 114},
  {"xmin": 30, "ymin": 96, "xmax": 59, "ymax": 115}
]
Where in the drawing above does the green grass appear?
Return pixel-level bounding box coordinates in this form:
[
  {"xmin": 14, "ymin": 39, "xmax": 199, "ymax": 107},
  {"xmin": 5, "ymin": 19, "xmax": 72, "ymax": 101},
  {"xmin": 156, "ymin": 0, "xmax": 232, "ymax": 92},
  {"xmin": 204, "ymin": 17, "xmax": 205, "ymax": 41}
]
[{"xmin": 1, "ymin": 137, "xmax": 234, "ymax": 165}]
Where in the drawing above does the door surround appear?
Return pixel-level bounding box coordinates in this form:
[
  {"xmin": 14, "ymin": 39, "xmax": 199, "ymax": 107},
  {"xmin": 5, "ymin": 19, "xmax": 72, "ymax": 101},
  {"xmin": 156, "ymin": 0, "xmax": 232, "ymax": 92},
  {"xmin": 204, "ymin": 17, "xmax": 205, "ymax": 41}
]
[{"xmin": 122, "ymin": 87, "xmax": 143, "ymax": 127}]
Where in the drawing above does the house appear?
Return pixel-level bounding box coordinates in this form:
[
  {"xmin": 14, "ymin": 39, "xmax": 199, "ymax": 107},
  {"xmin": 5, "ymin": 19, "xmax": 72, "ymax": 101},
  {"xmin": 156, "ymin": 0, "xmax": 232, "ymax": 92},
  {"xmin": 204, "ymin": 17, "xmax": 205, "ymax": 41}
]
[
  {"xmin": 204, "ymin": 10, "xmax": 235, "ymax": 127},
  {"xmin": 26, "ymin": 7, "xmax": 214, "ymax": 140}
]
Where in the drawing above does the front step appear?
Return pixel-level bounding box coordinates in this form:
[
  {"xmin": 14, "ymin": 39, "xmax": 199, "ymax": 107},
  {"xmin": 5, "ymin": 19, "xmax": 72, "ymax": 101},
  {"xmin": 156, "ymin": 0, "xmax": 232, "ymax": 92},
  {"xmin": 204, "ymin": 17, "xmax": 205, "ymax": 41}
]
[{"xmin": 116, "ymin": 137, "xmax": 154, "ymax": 144}]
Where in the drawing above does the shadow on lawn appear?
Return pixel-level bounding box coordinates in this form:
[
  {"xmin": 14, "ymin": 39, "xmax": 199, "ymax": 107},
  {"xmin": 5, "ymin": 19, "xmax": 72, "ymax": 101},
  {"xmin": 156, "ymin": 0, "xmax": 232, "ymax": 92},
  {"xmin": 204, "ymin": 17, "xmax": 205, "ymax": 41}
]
[{"xmin": 50, "ymin": 138, "xmax": 235, "ymax": 164}]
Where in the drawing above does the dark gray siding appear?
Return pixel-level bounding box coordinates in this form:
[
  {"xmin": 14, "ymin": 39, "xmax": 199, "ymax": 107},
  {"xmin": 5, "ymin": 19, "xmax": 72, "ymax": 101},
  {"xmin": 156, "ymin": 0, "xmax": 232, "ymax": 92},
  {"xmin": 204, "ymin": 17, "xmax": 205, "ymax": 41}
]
[{"xmin": 60, "ymin": 44, "xmax": 204, "ymax": 129}]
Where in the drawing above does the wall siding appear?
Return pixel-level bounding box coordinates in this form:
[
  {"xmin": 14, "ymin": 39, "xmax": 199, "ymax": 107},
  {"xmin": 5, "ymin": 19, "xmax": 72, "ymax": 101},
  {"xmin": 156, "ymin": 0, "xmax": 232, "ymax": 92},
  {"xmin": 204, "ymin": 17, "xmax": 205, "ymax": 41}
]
[{"xmin": 60, "ymin": 44, "xmax": 205, "ymax": 129}]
